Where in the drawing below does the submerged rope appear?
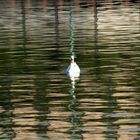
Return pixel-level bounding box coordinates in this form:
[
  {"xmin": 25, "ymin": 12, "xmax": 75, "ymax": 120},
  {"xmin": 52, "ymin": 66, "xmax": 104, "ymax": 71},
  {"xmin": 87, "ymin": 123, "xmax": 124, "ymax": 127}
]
[{"xmin": 69, "ymin": 2, "xmax": 75, "ymax": 57}]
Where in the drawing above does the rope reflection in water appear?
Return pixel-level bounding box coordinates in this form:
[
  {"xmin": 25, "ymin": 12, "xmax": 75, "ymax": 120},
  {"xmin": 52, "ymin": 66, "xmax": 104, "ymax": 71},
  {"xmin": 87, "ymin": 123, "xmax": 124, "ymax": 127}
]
[{"xmin": 68, "ymin": 79, "xmax": 84, "ymax": 140}]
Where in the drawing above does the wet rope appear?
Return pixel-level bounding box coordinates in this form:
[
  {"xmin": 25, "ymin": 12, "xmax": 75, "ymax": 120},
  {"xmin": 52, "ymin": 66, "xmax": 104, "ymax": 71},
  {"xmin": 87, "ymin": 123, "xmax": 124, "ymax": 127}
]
[{"xmin": 69, "ymin": 2, "xmax": 75, "ymax": 57}]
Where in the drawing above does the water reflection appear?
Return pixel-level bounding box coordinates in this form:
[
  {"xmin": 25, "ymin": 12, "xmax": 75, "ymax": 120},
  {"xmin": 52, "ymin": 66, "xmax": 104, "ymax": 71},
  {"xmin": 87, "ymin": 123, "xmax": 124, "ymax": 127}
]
[
  {"xmin": 0, "ymin": 0, "xmax": 140, "ymax": 140},
  {"xmin": 33, "ymin": 75, "xmax": 49, "ymax": 139},
  {"xmin": 68, "ymin": 79, "xmax": 83, "ymax": 140},
  {"xmin": 0, "ymin": 76, "xmax": 15, "ymax": 139},
  {"xmin": 21, "ymin": 0, "xmax": 27, "ymax": 49}
]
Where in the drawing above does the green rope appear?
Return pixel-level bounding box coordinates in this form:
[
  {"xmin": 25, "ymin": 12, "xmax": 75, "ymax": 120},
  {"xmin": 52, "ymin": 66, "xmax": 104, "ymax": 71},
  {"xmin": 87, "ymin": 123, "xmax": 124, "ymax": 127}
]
[{"xmin": 69, "ymin": 2, "xmax": 75, "ymax": 57}]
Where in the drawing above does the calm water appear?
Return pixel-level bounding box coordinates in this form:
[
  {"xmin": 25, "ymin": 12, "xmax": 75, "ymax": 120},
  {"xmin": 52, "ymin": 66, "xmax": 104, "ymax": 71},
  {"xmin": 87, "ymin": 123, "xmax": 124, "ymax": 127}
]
[{"xmin": 0, "ymin": 0, "xmax": 140, "ymax": 140}]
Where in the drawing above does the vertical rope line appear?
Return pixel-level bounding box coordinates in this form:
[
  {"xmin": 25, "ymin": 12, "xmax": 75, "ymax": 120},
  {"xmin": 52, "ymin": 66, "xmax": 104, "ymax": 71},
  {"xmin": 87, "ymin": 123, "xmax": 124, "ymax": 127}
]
[{"xmin": 69, "ymin": 1, "xmax": 75, "ymax": 56}]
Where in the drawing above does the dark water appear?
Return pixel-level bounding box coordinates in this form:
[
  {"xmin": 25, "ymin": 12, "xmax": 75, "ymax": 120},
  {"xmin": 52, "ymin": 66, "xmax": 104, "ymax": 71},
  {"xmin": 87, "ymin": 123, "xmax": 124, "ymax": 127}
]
[{"xmin": 0, "ymin": 0, "xmax": 140, "ymax": 140}]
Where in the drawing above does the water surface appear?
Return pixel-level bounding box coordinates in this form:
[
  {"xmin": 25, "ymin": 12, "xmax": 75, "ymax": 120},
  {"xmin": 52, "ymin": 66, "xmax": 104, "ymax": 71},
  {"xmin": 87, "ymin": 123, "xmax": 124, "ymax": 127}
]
[{"xmin": 0, "ymin": 0, "xmax": 140, "ymax": 140}]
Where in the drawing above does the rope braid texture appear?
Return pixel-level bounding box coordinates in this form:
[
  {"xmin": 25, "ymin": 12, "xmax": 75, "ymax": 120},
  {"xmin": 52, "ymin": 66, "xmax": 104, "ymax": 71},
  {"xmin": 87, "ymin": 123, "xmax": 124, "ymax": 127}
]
[{"xmin": 69, "ymin": 1, "xmax": 75, "ymax": 57}]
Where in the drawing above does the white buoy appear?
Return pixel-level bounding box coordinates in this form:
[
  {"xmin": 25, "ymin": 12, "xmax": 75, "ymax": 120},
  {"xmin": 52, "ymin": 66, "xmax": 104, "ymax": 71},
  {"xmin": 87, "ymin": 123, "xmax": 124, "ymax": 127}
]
[{"xmin": 66, "ymin": 55, "xmax": 80, "ymax": 79}]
